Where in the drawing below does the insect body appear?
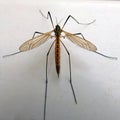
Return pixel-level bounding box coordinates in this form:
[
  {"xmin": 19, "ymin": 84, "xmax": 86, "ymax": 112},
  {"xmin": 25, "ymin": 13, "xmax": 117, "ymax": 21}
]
[
  {"xmin": 3, "ymin": 11, "xmax": 117, "ymax": 120},
  {"xmin": 54, "ymin": 25, "xmax": 62, "ymax": 77}
]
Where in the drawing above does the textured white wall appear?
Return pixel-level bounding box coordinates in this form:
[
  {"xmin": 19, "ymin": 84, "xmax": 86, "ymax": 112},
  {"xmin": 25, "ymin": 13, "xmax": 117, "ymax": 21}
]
[{"xmin": 0, "ymin": 1, "xmax": 120, "ymax": 120}]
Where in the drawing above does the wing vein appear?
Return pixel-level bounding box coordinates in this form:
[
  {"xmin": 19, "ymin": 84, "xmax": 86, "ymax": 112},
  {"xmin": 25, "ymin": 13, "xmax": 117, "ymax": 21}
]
[
  {"xmin": 19, "ymin": 30, "xmax": 53, "ymax": 52},
  {"xmin": 63, "ymin": 30, "xmax": 97, "ymax": 51}
]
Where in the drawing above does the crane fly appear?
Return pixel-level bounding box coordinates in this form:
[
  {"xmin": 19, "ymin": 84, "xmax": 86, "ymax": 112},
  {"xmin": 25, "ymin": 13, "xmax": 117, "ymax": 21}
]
[{"xmin": 3, "ymin": 11, "xmax": 117, "ymax": 120}]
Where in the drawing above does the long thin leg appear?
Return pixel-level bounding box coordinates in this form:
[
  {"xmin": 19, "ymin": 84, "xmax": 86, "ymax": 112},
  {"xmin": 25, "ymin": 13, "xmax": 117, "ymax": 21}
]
[
  {"xmin": 60, "ymin": 40, "xmax": 77, "ymax": 104},
  {"xmin": 61, "ymin": 32, "xmax": 86, "ymax": 41},
  {"xmin": 62, "ymin": 15, "xmax": 96, "ymax": 29},
  {"xmin": 3, "ymin": 32, "xmax": 44, "ymax": 58},
  {"xmin": 72, "ymin": 33, "xmax": 117, "ymax": 59},
  {"xmin": 39, "ymin": 10, "xmax": 54, "ymax": 29},
  {"xmin": 44, "ymin": 40, "xmax": 55, "ymax": 120},
  {"xmin": 72, "ymin": 32, "xmax": 86, "ymax": 40},
  {"xmin": 3, "ymin": 51, "xmax": 21, "ymax": 58},
  {"xmin": 32, "ymin": 31, "xmax": 44, "ymax": 39},
  {"xmin": 95, "ymin": 51, "xmax": 117, "ymax": 59}
]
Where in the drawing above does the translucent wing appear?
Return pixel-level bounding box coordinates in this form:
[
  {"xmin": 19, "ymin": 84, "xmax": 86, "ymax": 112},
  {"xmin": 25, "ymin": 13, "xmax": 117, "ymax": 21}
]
[
  {"xmin": 63, "ymin": 30, "xmax": 97, "ymax": 51},
  {"xmin": 19, "ymin": 30, "xmax": 53, "ymax": 52}
]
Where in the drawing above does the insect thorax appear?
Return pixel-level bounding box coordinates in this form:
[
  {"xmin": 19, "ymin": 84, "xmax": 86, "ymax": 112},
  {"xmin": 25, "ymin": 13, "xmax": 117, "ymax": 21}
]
[{"xmin": 54, "ymin": 25, "xmax": 62, "ymax": 36}]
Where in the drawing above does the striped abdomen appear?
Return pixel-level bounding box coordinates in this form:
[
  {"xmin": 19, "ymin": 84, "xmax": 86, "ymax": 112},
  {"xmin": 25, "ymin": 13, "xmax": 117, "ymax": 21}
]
[{"xmin": 55, "ymin": 38, "xmax": 60, "ymax": 77}]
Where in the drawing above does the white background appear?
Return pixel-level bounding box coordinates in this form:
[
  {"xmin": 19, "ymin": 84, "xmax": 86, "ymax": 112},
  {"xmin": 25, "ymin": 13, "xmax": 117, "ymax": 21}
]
[{"xmin": 0, "ymin": 1, "xmax": 120, "ymax": 120}]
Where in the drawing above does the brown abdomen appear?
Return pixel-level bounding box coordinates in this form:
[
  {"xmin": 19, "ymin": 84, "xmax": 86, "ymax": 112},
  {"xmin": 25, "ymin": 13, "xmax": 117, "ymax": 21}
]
[{"xmin": 55, "ymin": 38, "xmax": 60, "ymax": 77}]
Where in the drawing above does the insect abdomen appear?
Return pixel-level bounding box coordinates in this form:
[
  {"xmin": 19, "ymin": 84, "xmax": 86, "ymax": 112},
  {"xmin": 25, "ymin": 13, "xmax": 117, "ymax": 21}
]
[{"xmin": 55, "ymin": 38, "xmax": 60, "ymax": 77}]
